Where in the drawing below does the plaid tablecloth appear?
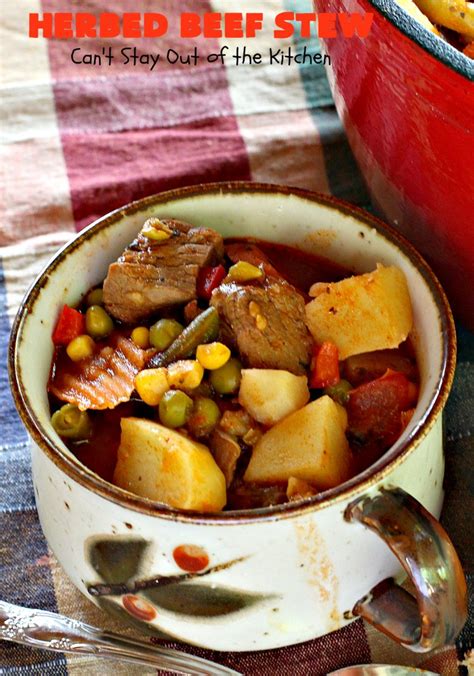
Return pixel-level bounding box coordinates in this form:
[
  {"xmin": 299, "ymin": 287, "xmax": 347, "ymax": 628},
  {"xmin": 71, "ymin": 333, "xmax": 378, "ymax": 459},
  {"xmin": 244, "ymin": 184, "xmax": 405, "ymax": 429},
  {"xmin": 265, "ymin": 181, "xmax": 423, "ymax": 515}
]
[{"xmin": 1, "ymin": 1, "xmax": 473, "ymax": 674}]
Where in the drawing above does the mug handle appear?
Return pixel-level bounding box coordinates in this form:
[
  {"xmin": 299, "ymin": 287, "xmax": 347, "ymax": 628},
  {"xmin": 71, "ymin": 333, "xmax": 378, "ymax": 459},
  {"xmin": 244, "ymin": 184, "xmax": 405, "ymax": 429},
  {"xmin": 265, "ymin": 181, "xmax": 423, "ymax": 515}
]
[{"xmin": 345, "ymin": 486, "xmax": 467, "ymax": 652}]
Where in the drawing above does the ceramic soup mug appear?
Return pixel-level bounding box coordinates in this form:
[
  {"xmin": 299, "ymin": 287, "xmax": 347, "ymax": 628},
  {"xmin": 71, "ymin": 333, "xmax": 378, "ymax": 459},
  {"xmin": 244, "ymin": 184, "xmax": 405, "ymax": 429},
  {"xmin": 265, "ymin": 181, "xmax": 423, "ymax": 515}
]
[{"xmin": 9, "ymin": 183, "xmax": 467, "ymax": 652}]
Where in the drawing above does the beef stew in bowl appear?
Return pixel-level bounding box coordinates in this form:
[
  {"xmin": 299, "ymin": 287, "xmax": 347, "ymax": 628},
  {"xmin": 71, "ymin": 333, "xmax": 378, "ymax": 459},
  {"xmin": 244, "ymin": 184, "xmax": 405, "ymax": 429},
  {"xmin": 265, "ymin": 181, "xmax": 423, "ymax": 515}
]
[
  {"xmin": 48, "ymin": 218, "xmax": 419, "ymax": 513},
  {"xmin": 11, "ymin": 184, "xmax": 464, "ymax": 652}
]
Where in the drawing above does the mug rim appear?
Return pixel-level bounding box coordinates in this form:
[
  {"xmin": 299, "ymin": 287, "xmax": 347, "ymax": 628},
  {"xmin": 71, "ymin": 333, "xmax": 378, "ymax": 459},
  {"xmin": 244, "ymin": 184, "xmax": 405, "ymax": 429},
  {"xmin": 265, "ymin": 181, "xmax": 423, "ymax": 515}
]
[{"xmin": 8, "ymin": 181, "xmax": 456, "ymax": 524}]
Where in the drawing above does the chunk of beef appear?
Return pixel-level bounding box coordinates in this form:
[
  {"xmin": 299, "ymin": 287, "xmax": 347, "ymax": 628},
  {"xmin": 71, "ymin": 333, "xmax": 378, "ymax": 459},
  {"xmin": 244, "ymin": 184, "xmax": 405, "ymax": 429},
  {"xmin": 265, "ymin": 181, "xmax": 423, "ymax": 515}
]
[
  {"xmin": 210, "ymin": 279, "xmax": 312, "ymax": 375},
  {"xmin": 226, "ymin": 482, "xmax": 288, "ymax": 510},
  {"xmin": 103, "ymin": 219, "xmax": 224, "ymax": 323}
]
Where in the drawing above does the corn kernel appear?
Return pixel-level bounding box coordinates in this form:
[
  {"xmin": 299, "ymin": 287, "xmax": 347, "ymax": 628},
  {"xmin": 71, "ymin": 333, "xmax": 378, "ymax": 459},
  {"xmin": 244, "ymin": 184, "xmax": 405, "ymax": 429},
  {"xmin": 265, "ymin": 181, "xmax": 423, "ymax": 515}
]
[
  {"xmin": 196, "ymin": 342, "xmax": 231, "ymax": 370},
  {"xmin": 167, "ymin": 360, "xmax": 204, "ymax": 390},
  {"xmin": 131, "ymin": 326, "xmax": 150, "ymax": 349},
  {"xmin": 66, "ymin": 335, "xmax": 95, "ymax": 362},
  {"xmin": 135, "ymin": 368, "xmax": 169, "ymax": 406},
  {"xmin": 225, "ymin": 261, "xmax": 264, "ymax": 283},
  {"xmin": 141, "ymin": 218, "xmax": 173, "ymax": 242},
  {"xmin": 248, "ymin": 301, "xmax": 260, "ymax": 318},
  {"xmin": 256, "ymin": 314, "xmax": 267, "ymax": 331}
]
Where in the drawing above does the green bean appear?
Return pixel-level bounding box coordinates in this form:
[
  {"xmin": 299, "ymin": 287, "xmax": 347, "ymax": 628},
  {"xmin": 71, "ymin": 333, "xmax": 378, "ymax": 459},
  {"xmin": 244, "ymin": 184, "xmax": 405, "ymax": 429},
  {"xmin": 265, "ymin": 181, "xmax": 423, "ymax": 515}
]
[
  {"xmin": 187, "ymin": 397, "xmax": 221, "ymax": 437},
  {"xmin": 149, "ymin": 319, "xmax": 183, "ymax": 351},
  {"xmin": 148, "ymin": 307, "xmax": 219, "ymax": 369},
  {"xmin": 86, "ymin": 305, "xmax": 114, "ymax": 340},
  {"xmin": 324, "ymin": 379, "xmax": 352, "ymax": 405},
  {"xmin": 159, "ymin": 390, "xmax": 193, "ymax": 429},
  {"xmin": 51, "ymin": 404, "xmax": 92, "ymax": 440},
  {"xmin": 210, "ymin": 358, "xmax": 242, "ymax": 395}
]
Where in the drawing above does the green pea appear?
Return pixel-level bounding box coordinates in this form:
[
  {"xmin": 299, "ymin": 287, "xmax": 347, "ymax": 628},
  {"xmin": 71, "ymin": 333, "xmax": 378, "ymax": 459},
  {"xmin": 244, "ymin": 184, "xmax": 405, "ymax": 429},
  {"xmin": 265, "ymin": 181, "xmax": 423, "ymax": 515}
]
[
  {"xmin": 324, "ymin": 379, "xmax": 352, "ymax": 405},
  {"xmin": 86, "ymin": 305, "xmax": 114, "ymax": 340},
  {"xmin": 210, "ymin": 358, "xmax": 242, "ymax": 395},
  {"xmin": 159, "ymin": 390, "xmax": 193, "ymax": 429},
  {"xmin": 51, "ymin": 404, "xmax": 91, "ymax": 440},
  {"xmin": 188, "ymin": 397, "xmax": 221, "ymax": 438},
  {"xmin": 149, "ymin": 319, "xmax": 184, "ymax": 351},
  {"xmin": 86, "ymin": 288, "xmax": 103, "ymax": 306}
]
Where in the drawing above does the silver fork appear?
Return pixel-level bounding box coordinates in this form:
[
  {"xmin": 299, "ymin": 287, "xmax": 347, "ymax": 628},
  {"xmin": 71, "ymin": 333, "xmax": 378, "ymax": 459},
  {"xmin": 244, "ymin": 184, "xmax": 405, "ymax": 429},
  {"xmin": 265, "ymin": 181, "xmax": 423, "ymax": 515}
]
[{"xmin": 0, "ymin": 601, "xmax": 241, "ymax": 675}]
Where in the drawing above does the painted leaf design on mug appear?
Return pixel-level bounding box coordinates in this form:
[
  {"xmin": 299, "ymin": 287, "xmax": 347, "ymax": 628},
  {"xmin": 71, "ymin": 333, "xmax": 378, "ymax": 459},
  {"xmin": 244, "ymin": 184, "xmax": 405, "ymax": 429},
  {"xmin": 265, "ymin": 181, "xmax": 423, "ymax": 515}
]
[
  {"xmin": 143, "ymin": 583, "xmax": 272, "ymax": 617},
  {"xmin": 85, "ymin": 535, "xmax": 270, "ymax": 619},
  {"xmin": 87, "ymin": 536, "xmax": 149, "ymax": 584}
]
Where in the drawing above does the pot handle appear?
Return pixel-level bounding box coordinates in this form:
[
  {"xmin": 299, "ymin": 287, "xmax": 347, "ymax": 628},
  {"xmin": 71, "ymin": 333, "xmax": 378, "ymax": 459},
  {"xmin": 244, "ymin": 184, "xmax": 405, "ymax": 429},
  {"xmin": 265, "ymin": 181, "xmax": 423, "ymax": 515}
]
[{"xmin": 345, "ymin": 486, "xmax": 467, "ymax": 652}]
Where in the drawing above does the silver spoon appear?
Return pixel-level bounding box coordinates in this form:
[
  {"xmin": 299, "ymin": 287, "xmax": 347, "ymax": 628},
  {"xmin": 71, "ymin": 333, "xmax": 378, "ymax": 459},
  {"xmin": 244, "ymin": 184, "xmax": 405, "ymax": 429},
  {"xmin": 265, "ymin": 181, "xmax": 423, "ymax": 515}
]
[{"xmin": 0, "ymin": 600, "xmax": 241, "ymax": 675}]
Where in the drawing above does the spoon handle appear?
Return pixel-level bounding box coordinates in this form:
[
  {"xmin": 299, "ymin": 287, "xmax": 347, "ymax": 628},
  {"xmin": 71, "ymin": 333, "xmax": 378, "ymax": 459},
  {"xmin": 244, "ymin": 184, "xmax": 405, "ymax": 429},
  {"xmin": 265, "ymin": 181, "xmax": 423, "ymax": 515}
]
[{"xmin": 0, "ymin": 601, "xmax": 240, "ymax": 676}]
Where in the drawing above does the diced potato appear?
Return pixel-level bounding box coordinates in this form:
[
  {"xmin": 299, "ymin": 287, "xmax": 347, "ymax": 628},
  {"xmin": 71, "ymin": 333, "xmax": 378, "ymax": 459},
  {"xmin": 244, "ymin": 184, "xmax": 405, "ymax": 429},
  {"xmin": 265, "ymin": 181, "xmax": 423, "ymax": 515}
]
[
  {"xmin": 238, "ymin": 369, "xmax": 310, "ymax": 426},
  {"xmin": 287, "ymin": 477, "xmax": 317, "ymax": 501},
  {"xmin": 305, "ymin": 265, "xmax": 413, "ymax": 360},
  {"xmin": 114, "ymin": 418, "xmax": 226, "ymax": 512},
  {"xmin": 244, "ymin": 396, "xmax": 351, "ymax": 489}
]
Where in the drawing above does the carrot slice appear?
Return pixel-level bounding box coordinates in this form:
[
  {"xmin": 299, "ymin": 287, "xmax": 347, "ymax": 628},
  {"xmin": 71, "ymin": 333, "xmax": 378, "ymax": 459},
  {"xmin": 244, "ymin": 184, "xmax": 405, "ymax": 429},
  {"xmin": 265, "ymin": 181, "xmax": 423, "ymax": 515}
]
[
  {"xmin": 52, "ymin": 305, "xmax": 85, "ymax": 346},
  {"xmin": 49, "ymin": 336, "xmax": 149, "ymax": 410},
  {"xmin": 310, "ymin": 342, "xmax": 340, "ymax": 388}
]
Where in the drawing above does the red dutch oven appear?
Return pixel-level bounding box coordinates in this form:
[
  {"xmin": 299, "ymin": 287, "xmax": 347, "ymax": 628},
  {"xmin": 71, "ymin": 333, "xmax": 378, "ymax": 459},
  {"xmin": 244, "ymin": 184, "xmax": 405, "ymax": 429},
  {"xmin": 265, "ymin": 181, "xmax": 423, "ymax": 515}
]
[{"xmin": 313, "ymin": 0, "xmax": 474, "ymax": 328}]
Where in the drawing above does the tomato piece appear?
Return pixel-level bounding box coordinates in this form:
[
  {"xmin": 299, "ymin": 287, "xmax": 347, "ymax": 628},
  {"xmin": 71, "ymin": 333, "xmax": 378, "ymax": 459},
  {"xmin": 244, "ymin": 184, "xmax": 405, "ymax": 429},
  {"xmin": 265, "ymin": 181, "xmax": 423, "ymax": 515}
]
[
  {"xmin": 347, "ymin": 369, "xmax": 418, "ymax": 443},
  {"xmin": 197, "ymin": 265, "xmax": 227, "ymax": 300},
  {"xmin": 310, "ymin": 342, "xmax": 340, "ymax": 389},
  {"xmin": 52, "ymin": 305, "xmax": 85, "ymax": 346}
]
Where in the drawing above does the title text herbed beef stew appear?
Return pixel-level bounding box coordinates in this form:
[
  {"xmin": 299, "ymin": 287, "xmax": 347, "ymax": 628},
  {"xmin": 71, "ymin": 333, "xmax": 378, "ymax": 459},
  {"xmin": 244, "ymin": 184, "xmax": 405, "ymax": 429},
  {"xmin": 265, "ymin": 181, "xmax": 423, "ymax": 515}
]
[{"xmin": 48, "ymin": 218, "xmax": 419, "ymax": 512}]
